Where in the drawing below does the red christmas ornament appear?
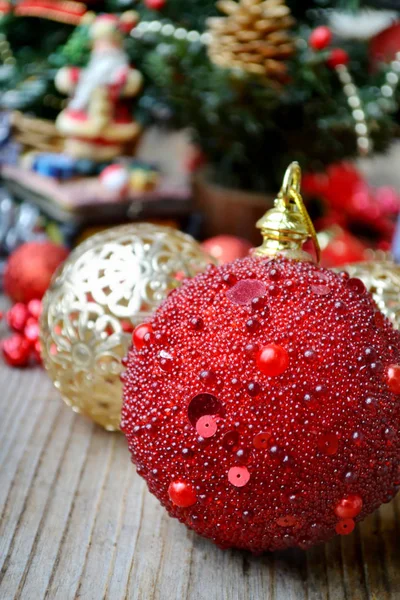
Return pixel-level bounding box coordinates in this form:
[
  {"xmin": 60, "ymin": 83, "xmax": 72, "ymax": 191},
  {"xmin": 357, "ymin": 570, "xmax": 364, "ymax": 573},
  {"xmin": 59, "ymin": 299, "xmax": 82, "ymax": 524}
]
[
  {"xmin": 4, "ymin": 242, "xmax": 69, "ymax": 303},
  {"xmin": 309, "ymin": 26, "xmax": 332, "ymax": 51},
  {"xmin": 122, "ymin": 164, "xmax": 400, "ymax": 552},
  {"xmin": 318, "ymin": 228, "xmax": 368, "ymax": 269},
  {"xmin": 327, "ymin": 48, "xmax": 349, "ymax": 68},
  {"xmin": 202, "ymin": 235, "xmax": 252, "ymax": 265},
  {"xmin": 144, "ymin": 0, "xmax": 166, "ymax": 10},
  {"xmin": 7, "ymin": 302, "xmax": 29, "ymax": 332}
]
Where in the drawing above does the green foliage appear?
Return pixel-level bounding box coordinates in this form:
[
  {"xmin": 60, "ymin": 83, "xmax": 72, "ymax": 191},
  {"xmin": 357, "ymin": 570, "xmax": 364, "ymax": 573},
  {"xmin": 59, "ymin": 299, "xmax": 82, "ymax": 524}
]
[{"xmin": 0, "ymin": 0, "xmax": 400, "ymax": 191}]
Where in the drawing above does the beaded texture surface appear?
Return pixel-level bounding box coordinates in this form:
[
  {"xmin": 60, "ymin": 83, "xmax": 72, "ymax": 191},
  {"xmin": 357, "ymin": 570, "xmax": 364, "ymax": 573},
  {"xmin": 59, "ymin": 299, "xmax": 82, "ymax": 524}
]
[{"xmin": 122, "ymin": 256, "xmax": 400, "ymax": 552}]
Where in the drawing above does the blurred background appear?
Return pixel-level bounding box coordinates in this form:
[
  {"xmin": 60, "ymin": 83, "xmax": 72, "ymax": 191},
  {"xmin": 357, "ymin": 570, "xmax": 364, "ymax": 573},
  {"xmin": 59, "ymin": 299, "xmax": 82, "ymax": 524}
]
[{"xmin": 1, "ymin": 0, "xmax": 400, "ymax": 275}]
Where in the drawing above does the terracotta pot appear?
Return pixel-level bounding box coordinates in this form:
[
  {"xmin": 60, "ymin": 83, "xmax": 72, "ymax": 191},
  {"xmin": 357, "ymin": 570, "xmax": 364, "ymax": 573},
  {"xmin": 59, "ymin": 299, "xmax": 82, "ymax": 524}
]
[{"xmin": 193, "ymin": 169, "xmax": 275, "ymax": 245}]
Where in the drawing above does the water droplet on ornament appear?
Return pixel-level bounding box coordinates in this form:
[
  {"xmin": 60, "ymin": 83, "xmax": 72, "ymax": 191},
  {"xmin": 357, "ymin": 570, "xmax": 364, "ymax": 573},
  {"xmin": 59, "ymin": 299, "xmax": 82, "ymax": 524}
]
[
  {"xmin": 256, "ymin": 344, "xmax": 289, "ymax": 377},
  {"xmin": 226, "ymin": 279, "xmax": 267, "ymax": 305},
  {"xmin": 318, "ymin": 433, "xmax": 339, "ymax": 456},
  {"xmin": 168, "ymin": 481, "xmax": 197, "ymax": 507},
  {"xmin": 199, "ymin": 369, "xmax": 217, "ymax": 386},
  {"xmin": 222, "ymin": 430, "xmax": 240, "ymax": 451},
  {"xmin": 245, "ymin": 318, "xmax": 260, "ymax": 333},
  {"xmin": 268, "ymin": 267, "xmax": 281, "ymax": 281},
  {"xmin": 334, "ymin": 301, "xmax": 348, "ymax": 314},
  {"xmin": 253, "ymin": 432, "xmax": 271, "ymax": 449},
  {"xmin": 387, "ymin": 364, "xmax": 400, "ymax": 394},
  {"xmin": 336, "ymin": 518, "xmax": 355, "ymax": 535},
  {"xmin": 251, "ymin": 296, "xmax": 267, "ymax": 312},
  {"xmin": 133, "ymin": 323, "xmax": 153, "ymax": 350},
  {"xmin": 334, "ymin": 495, "xmax": 363, "ymax": 518},
  {"xmin": 158, "ymin": 350, "xmax": 173, "ymax": 372},
  {"xmin": 346, "ymin": 278, "xmax": 366, "ymax": 294},
  {"xmin": 196, "ymin": 415, "xmax": 218, "ymax": 438},
  {"xmin": 246, "ymin": 381, "xmax": 261, "ymax": 397},
  {"xmin": 352, "ymin": 431, "xmax": 364, "ymax": 447},
  {"xmin": 222, "ymin": 273, "xmax": 237, "ymax": 286},
  {"xmin": 228, "ymin": 466, "xmax": 250, "ymax": 487},
  {"xmin": 245, "ymin": 343, "xmax": 259, "ymax": 356},
  {"xmin": 189, "ymin": 316, "xmax": 204, "ymax": 330},
  {"xmin": 276, "ymin": 515, "xmax": 297, "ymax": 527},
  {"xmin": 188, "ymin": 393, "xmax": 222, "ymax": 426},
  {"xmin": 268, "ymin": 284, "xmax": 280, "ymax": 297}
]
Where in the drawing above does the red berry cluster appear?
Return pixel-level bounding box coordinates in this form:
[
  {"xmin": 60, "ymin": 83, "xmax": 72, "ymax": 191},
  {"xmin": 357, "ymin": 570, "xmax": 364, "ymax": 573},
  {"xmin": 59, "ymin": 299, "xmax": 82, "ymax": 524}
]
[
  {"xmin": 309, "ymin": 26, "xmax": 349, "ymax": 68},
  {"xmin": 2, "ymin": 300, "xmax": 42, "ymax": 367},
  {"xmin": 122, "ymin": 256, "xmax": 400, "ymax": 552}
]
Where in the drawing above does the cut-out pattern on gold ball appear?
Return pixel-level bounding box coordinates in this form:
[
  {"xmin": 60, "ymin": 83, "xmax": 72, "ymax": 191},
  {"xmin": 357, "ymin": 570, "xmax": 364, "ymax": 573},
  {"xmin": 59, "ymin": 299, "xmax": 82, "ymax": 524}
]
[
  {"xmin": 40, "ymin": 224, "xmax": 212, "ymax": 431},
  {"xmin": 343, "ymin": 260, "xmax": 400, "ymax": 330}
]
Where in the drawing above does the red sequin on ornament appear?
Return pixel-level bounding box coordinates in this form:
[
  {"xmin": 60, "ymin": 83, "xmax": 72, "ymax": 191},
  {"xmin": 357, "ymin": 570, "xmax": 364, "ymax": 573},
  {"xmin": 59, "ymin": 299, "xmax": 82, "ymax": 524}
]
[
  {"xmin": 121, "ymin": 256, "xmax": 400, "ymax": 552},
  {"xmin": 256, "ymin": 344, "xmax": 289, "ymax": 377},
  {"xmin": 335, "ymin": 518, "xmax": 355, "ymax": 535},
  {"xmin": 228, "ymin": 466, "xmax": 250, "ymax": 488},
  {"xmin": 196, "ymin": 415, "xmax": 218, "ymax": 438},
  {"xmin": 226, "ymin": 279, "xmax": 267, "ymax": 306}
]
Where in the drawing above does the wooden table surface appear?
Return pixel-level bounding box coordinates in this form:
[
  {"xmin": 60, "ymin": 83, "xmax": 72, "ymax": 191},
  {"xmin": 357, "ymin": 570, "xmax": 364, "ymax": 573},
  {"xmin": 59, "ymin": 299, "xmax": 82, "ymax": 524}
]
[{"xmin": 0, "ymin": 350, "xmax": 400, "ymax": 599}]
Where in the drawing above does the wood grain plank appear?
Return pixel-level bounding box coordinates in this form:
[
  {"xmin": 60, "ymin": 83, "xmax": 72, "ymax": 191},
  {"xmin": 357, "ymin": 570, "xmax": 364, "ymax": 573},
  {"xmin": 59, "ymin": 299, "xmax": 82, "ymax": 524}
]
[{"xmin": 0, "ymin": 358, "xmax": 399, "ymax": 600}]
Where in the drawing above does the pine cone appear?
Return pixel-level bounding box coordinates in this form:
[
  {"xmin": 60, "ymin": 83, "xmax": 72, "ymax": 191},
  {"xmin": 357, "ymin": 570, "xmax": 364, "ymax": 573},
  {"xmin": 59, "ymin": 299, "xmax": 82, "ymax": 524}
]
[{"xmin": 207, "ymin": 0, "xmax": 295, "ymax": 81}]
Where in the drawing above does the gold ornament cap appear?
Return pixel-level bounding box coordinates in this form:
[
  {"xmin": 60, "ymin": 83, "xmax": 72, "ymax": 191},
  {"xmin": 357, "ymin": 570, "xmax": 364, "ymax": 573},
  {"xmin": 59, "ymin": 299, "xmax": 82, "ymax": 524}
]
[{"xmin": 254, "ymin": 162, "xmax": 320, "ymax": 263}]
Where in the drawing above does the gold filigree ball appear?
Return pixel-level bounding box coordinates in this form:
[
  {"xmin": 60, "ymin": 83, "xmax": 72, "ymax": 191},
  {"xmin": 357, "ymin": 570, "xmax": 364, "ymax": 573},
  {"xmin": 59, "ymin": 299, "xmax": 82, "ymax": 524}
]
[
  {"xmin": 342, "ymin": 259, "xmax": 400, "ymax": 330},
  {"xmin": 40, "ymin": 224, "xmax": 212, "ymax": 431}
]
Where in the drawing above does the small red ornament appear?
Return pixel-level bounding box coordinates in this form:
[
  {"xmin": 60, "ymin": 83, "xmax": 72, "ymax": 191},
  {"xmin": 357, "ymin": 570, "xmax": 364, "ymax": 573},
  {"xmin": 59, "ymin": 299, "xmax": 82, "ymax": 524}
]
[
  {"xmin": 327, "ymin": 48, "xmax": 349, "ymax": 68},
  {"xmin": 4, "ymin": 242, "xmax": 69, "ymax": 303},
  {"xmin": 309, "ymin": 26, "xmax": 332, "ymax": 51},
  {"xmin": 144, "ymin": 0, "xmax": 166, "ymax": 10},
  {"xmin": 201, "ymin": 236, "xmax": 252, "ymax": 265},
  {"xmin": 122, "ymin": 164, "xmax": 400, "ymax": 552},
  {"xmin": 2, "ymin": 334, "xmax": 32, "ymax": 367}
]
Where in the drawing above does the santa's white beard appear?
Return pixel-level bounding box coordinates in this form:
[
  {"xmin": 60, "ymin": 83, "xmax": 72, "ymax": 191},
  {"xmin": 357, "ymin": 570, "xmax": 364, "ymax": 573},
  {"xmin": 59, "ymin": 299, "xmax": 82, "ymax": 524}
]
[{"xmin": 69, "ymin": 47, "xmax": 129, "ymax": 112}]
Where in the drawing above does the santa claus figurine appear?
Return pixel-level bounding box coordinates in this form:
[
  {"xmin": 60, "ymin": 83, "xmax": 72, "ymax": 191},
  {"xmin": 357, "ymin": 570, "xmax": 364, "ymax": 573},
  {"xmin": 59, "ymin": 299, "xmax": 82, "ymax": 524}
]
[{"xmin": 55, "ymin": 12, "xmax": 143, "ymax": 161}]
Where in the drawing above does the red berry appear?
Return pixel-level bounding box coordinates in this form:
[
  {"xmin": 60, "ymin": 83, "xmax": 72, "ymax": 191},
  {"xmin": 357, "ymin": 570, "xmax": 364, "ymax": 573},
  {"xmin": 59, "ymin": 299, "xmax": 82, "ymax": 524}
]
[
  {"xmin": 327, "ymin": 48, "xmax": 349, "ymax": 68},
  {"xmin": 145, "ymin": 0, "xmax": 166, "ymax": 9},
  {"xmin": 24, "ymin": 321, "xmax": 40, "ymax": 344},
  {"xmin": 335, "ymin": 518, "xmax": 355, "ymax": 536},
  {"xmin": 256, "ymin": 343, "xmax": 289, "ymax": 377},
  {"xmin": 387, "ymin": 364, "xmax": 400, "ymax": 394},
  {"xmin": 27, "ymin": 299, "xmax": 42, "ymax": 319},
  {"xmin": 7, "ymin": 303, "xmax": 29, "ymax": 332},
  {"xmin": 122, "ymin": 256, "xmax": 400, "ymax": 552},
  {"xmin": 334, "ymin": 495, "xmax": 363, "ymax": 518},
  {"xmin": 168, "ymin": 481, "xmax": 196, "ymax": 507},
  {"xmin": 132, "ymin": 323, "xmax": 153, "ymax": 350},
  {"xmin": 2, "ymin": 334, "xmax": 32, "ymax": 367},
  {"xmin": 309, "ymin": 26, "xmax": 332, "ymax": 50}
]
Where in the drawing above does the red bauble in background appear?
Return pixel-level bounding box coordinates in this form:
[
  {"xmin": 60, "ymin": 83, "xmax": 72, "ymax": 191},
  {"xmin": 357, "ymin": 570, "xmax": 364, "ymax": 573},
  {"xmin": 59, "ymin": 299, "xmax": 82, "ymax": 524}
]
[
  {"xmin": 202, "ymin": 235, "xmax": 252, "ymax": 264},
  {"xmin": 4, "ymin": 241, "xmax": 69, "ymax": 303},
  {"xmin": 318, "ymin": 228, "xmax": 368, "ymax": 268},
  {"xmin": 144, "ymin": 0, "xmax": 166, "ymax": 10},
  {"xmin": 309, "ymin": 26, "xmax": 332, "ymax": 51},
  {"xmin": 370, "ymin": 22, "xmax": 400, "ymax": 67},
  {"xmin": 122, "ymin": 255, "xmax": 400, "ymax": 552}
]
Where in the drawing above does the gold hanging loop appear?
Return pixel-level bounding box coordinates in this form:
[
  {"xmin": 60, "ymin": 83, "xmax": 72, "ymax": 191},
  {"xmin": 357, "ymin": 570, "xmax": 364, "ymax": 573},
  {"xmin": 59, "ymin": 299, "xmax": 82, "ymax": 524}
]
[{"xmin": 254, "ymin": 162, "xmax": 321, "ymax": 263}]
